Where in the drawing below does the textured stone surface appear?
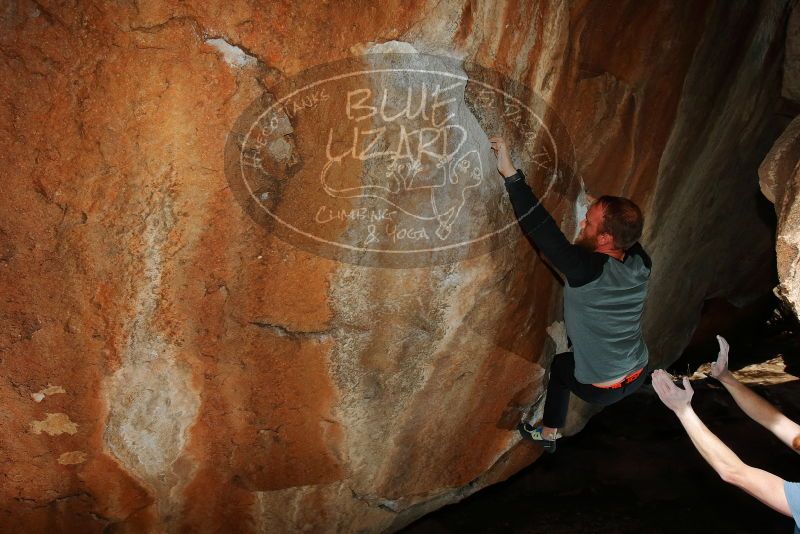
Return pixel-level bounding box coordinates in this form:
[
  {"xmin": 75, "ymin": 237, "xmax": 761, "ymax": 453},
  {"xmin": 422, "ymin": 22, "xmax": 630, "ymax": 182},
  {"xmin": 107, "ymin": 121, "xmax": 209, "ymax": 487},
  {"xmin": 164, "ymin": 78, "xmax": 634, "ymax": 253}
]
[
  {"xmin": 0, "ymin": 1, "xmax": 791, "ymax": 532},
  {"xmin": 642, "ymin": 0, "xmax": 789, "ymax": 365},
  {"xmin": 760, "ymin": 114, "xmax": 800, "ymax": 319}
]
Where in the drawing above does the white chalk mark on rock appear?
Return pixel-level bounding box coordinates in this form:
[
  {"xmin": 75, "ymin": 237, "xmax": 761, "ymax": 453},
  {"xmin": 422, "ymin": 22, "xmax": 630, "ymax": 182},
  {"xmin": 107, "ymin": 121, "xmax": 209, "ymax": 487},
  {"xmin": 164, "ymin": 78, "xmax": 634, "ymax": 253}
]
[
  {"xmin": 205, "ymin": 38, "xmax": 257, "ymax": 68},
  {"xmin": 573, "ymin": 189, "xmax": 591, "ymax": 241},
  {"xmin": 31, "ymin": 384, "xmax": 66, "ymax": 403},
  {"xmin": 546, "ymin": 320, "xmax": 569, "ymax": 354}
]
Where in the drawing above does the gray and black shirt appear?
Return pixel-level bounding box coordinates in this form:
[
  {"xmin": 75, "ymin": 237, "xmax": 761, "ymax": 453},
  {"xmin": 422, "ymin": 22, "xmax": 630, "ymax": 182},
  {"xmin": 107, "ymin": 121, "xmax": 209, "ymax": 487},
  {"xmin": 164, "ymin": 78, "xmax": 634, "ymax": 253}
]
[{"xmin": 504, "ymin": 169, "xmax": 651, "ymax": 384}]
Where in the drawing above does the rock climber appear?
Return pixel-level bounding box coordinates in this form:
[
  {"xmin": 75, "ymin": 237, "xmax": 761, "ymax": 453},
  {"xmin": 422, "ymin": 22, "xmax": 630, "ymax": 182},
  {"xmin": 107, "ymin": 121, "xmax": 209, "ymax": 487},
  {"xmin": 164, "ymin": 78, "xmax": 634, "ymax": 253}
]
[
  {"xmin": 652, "ymin": 335, "xmax": 800, "ymax": 532},
  {"xmin": 490, "ymin": 135, "xmax": 651, "ymax": 453}
]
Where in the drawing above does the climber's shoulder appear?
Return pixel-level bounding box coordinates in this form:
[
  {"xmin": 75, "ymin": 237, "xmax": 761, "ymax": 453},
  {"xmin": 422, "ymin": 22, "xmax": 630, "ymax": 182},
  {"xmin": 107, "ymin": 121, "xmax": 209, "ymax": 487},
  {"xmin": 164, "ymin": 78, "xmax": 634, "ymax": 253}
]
[{"xmin": 625, "ymin": 242, "xmax": 652, "ymax": 270}]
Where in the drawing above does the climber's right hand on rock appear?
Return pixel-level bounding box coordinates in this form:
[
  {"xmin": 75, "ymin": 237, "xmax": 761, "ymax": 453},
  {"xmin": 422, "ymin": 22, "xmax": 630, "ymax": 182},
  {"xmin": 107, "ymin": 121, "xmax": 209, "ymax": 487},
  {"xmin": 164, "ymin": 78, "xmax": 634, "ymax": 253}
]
[
  {"xmin": 489, "ymin": 136, "xmax": 517, "ymax": 178},
  {"xmin": 710, "ymin": 334, "xmax": 732, "ymax": 381}
]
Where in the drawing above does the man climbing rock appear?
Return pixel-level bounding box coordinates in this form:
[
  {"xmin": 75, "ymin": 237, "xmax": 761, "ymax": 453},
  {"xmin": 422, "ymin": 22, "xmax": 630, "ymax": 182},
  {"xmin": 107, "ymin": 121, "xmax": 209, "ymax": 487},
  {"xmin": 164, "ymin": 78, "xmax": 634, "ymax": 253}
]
[{"xmin": 490, "ymin": 136, "xmax": 651, "ymax": 453}]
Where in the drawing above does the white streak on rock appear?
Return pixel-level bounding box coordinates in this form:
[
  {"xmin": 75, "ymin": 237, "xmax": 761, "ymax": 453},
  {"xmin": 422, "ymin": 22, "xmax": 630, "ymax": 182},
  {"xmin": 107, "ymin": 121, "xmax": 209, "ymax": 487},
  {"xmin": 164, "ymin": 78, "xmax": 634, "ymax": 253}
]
[
  {"xmin": 573, "ymin": 189, "xmax": 590, "ymax": 241},
  {"xmin": 546, "ymin": 320, "xmax": 568, "ymax": 354},
  {"xmin": 101, "ymin": 169, "xmax": 199, "ymax": 525},
  {"xmin": 31, "ymin": 384, "xmax": 66, "ymax": 402},
  {"xmin": 205, "ymin": 38, "xmax": 257, "ymax": 68}
]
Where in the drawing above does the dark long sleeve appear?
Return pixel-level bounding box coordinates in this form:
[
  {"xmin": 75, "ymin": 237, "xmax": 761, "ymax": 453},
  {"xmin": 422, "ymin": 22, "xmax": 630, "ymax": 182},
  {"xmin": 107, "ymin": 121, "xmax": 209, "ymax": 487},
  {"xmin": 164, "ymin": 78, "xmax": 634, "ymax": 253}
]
[{"xmin": 503, "ymin": 169, "xmax": 607, "ymax": 286}]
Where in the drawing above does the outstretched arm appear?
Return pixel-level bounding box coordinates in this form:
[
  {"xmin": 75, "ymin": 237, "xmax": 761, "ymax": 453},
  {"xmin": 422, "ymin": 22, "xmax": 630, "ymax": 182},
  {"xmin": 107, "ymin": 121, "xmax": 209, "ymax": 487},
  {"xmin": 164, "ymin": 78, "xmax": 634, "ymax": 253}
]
[
  {"xmin": 710, "ymin": 335, "xmax": 800, "ymax": 451},
  {"xmin": 489, "ymin": 136, "xmax": 603, "ymax": 286},
  {"xmin": 652, "ymin": 370, "xmax": 792, "ymax": 516}
]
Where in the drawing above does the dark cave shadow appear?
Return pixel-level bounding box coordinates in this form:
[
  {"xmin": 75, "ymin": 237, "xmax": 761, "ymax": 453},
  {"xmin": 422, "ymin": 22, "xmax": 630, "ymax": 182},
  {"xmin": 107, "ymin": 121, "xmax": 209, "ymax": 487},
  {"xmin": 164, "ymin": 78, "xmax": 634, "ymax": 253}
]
[
  {"xmin": 402, "ymin": 376, "xmax": 800, "ymax": 534},
  {"xmin": 667, "ymin": 293, "xmax": 800, "ymax": 378}
]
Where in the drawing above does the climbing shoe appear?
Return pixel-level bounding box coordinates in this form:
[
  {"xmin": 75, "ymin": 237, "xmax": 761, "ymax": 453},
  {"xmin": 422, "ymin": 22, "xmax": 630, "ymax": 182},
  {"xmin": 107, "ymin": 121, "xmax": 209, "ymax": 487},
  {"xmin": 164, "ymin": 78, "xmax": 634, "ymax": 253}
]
[{"xmin": 517, "ymin": 422, "xmax": 557, "ymax": 453}]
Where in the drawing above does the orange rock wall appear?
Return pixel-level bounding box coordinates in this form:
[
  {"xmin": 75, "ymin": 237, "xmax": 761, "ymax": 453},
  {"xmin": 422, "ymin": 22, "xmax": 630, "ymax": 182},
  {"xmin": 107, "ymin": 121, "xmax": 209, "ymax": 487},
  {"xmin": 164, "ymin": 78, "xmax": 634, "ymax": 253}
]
[{"xmin": 0, "ymin": 1, "xmax": 790, "ymax": 532}]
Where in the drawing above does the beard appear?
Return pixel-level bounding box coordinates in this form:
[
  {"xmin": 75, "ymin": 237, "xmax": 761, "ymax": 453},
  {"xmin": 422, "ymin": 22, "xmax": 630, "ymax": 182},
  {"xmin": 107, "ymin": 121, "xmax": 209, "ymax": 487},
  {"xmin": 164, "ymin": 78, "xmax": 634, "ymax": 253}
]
[{"xmin": 574, "ymin": 231, "xmax": 597, "ymax": 251}]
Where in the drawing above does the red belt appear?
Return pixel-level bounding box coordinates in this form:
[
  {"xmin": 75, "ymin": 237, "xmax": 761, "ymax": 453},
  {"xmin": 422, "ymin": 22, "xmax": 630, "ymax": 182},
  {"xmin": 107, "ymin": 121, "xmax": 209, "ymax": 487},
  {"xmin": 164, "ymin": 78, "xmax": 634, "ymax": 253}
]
[{"xmin": 594, "ymin": 367, "xmax": 644, "ymax": 389}]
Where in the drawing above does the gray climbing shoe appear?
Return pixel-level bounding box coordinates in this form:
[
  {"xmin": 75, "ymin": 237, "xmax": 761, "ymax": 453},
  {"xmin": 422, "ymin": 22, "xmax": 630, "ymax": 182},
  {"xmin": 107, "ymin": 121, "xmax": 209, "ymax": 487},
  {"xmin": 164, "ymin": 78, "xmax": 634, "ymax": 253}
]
[{"xmin": 517, "ymin": 422, "xmax": 557, "ymax": 453}]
